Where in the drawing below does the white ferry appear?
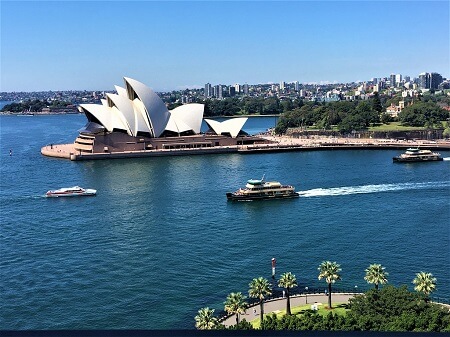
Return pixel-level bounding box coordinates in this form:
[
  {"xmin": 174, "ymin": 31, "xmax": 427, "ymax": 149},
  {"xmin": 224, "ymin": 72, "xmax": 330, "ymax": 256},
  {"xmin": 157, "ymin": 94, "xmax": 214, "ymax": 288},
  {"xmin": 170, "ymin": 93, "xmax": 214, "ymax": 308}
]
[
  {"xmin": 46, "ymin": 186, "xmax": 97, "ymax": 197},
  {"xmin": 393, "ymin": 148, "xmax": 443, "ymax": 163},
  {"xmin": 226, "ymin": 176, "xmax": 299, "ymax": 201}
]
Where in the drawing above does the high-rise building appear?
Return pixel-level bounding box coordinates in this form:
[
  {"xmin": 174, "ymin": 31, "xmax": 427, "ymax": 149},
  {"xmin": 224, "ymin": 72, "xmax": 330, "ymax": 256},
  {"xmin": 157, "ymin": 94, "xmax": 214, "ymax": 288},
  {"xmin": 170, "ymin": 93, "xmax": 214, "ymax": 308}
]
[
  {"xmin": 243, "ymin": 83, "xmax": 249, "ymax": 95},
  {"xmin": 205, "ymin": 83, "xmax": 212, "ymax": 98},
  {"xmin": 234, "ymin": 84, "xmax": 241, "ymax": 94},
  {"xmin": 390, "ymin": 74, "xmax": 396, "ymax": 88},
  {"xmin": 280, "ymin": 81, "xmax": 286, "ymax": 91},
  {"xmin": 395, "ymin": 74, "xmax": 402, "ymax": 87},
  {"xmin": 294, "ymin": 81, "xmax": 299, "ymax": 91},
  {"xmin": 218, "ymin": 84, "xmax": 223, "ymax": 99},
  {"xmin": 418, "ymin": 72, "xmax": 430, "ymax": 89},
  {"xmin": 229, "ymin": 86, "xmax": 236, "ymax": 97},
  {"xmin": 430, "ymin": 72, "xmax": 443, "ymax": 89}
]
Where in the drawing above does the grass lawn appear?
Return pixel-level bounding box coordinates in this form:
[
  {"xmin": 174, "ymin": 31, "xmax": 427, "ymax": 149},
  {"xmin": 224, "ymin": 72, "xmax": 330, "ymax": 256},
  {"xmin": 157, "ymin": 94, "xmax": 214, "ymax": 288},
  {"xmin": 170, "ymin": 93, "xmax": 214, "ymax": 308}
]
[
  {"xmin": 250, "ymin": 303, "xmax": 348, "ymax": 329},
  {"xmin": 368, "ymin": 122, "xmax": 427, "ymax": 131}
]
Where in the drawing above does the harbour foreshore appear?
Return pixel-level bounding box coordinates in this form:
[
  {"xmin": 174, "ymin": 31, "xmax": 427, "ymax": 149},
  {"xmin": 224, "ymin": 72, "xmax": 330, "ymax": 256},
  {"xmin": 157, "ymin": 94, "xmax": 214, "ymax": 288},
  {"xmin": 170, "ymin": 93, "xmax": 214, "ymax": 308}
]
[
  {"xmin": 219, "ymin": 292, "xmax": 450, "ymax": 328},
  {"xmin": 220, "ymin": 293, "xmax": 357, "ymax": 328},
  {"xmin": 41, "ymin": 135, "xmax": 450, "ymax": 161}
]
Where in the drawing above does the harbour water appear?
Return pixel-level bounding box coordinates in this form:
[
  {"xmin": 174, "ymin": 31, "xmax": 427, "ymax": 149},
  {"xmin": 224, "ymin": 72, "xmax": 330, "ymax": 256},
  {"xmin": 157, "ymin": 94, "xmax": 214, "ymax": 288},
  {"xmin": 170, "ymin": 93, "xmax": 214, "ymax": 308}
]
[{"xmin": 1, "ymin": 114, "xmax": 449, "ymax": 329}]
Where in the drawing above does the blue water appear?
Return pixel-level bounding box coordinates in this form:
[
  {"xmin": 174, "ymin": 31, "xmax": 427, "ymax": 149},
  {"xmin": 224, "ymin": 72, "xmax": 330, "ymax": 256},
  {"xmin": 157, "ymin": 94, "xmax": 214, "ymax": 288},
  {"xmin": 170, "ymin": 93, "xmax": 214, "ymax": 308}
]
[{"xmin": 1, "ymin": 115, "xmax": 449, "ymax": 329}]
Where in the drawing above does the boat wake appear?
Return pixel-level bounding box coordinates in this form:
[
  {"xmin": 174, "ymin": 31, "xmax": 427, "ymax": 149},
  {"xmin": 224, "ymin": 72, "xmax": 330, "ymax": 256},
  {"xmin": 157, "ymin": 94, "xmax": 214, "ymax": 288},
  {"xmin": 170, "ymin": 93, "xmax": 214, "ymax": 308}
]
[
  {"xmin": 443, "ymin": 157, "xmax": 450, "ymax": 161},
  {"xmin": 298, "ymin": 181, "xmax": 449, "ymax": 198}
]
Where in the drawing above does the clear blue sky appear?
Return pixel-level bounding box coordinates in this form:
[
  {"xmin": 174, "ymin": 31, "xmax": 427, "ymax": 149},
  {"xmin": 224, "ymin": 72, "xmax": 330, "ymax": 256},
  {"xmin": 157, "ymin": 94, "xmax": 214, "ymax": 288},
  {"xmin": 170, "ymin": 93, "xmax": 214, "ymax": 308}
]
[{"xmin": 1, "ymin": 1, "xmax": 449, "ymax": 92}]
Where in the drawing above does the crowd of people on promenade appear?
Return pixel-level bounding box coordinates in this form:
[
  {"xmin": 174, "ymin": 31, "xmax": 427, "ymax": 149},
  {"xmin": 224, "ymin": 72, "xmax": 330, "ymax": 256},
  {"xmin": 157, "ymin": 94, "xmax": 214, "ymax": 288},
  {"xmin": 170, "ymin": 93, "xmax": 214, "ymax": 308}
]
[{"xmin": 258, "ymin": 134, "xmax": 450, "ymax": 148}]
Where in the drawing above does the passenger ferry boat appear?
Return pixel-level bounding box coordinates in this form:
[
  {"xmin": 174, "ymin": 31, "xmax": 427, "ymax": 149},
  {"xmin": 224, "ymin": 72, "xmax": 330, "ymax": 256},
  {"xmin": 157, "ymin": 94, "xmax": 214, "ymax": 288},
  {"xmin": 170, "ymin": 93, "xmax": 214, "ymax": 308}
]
[
  {"xmin": 226, "ymin": 176, "xmax": 299, "ymax": 201},
  {"xmin": 393, "ymin": 148, "xmax": 443, "ymax": 163},
  {"xmin": 46, "ymin": 186, "xmax": 97, "ymax": 197}
]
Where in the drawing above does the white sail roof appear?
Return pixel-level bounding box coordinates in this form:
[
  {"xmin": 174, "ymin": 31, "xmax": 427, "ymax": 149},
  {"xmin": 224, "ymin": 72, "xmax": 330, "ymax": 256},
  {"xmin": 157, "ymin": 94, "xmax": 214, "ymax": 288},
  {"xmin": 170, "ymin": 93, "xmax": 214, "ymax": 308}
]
[
  {"xmin": 79, "ymin": 103, "xmax": 114, "ymax": 132},
  {"xmin": 124, "ymin": 77, "xmax": 170, "ymax": 138},
  {"xmin": 204, "ymin": 117, "xmax": 248, "ymax": 138},
  {"xmin": 169, "ymin": 104, "xmax": 204, "ymax": 134}
]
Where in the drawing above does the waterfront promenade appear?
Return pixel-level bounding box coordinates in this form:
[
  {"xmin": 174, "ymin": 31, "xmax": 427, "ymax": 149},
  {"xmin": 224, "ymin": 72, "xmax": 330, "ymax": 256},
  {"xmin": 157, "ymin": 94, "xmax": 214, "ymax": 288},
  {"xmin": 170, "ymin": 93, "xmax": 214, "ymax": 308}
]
[
  {"xmin": 220, "ymin": 292, "xmax": 450, "ymax": 328},
  {"xmin": 220, "ymin": 293, "xmax": 357, "ymax": 328},
  {"xmin": 41, "ymin": 135, "xmax": 450, "ymax": 160}
]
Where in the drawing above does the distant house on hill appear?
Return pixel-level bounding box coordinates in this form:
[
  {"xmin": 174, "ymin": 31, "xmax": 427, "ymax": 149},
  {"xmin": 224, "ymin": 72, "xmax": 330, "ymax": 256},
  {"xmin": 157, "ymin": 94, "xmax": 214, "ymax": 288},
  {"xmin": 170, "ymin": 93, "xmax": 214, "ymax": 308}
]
[{"xmin": 386, "ymin": 101, "xmax": 405, "ymax": 118}]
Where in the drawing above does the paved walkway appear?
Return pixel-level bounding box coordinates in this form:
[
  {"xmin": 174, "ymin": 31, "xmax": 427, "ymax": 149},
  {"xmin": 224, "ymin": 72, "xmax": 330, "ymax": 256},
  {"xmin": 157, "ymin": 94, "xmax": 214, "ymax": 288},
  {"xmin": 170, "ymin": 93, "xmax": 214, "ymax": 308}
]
[{"xmin": 221, "ymin": 293, "xmax": 358, "ymax": 327}]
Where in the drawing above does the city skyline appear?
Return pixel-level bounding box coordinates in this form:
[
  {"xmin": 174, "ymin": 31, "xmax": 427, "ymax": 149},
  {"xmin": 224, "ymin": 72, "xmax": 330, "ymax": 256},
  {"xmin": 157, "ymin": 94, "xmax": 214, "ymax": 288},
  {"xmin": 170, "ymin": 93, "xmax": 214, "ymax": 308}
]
[{"xmin": 1, "ymin": 1, "xmax": 449, "ymax": 92}]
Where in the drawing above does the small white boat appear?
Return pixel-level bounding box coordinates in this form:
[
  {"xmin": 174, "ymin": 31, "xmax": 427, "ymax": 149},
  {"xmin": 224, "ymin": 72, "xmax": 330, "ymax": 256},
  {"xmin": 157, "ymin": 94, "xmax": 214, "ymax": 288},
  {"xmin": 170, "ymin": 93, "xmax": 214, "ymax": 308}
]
[{"xmin": 46, "ymin": 186, "xmax": 97, "ymax": 197}]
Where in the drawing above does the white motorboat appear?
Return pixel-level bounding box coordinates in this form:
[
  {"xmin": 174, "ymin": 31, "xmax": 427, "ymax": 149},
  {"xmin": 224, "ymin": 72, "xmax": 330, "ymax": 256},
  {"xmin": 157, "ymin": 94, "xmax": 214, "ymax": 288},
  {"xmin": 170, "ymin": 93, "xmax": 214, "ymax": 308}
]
[{"xmin": 46, "ymin": 186, "xmax": 97, "ymax": 197}]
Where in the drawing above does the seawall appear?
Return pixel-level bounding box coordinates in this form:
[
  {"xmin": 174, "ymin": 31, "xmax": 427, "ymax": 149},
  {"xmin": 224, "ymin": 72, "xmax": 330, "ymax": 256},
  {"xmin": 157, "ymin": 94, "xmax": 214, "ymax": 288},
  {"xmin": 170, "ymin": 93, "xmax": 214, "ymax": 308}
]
[{"xmin": 41, "ymin": 140, "xmax": 450, "ymax": 161}]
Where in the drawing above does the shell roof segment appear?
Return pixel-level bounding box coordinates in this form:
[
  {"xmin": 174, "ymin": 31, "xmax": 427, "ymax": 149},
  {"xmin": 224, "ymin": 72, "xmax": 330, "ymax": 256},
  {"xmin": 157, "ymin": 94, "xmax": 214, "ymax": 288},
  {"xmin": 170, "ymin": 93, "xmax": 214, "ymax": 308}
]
[{"xmin": 204, "ymin": 117, "xmax": 248, "ymax": 138}]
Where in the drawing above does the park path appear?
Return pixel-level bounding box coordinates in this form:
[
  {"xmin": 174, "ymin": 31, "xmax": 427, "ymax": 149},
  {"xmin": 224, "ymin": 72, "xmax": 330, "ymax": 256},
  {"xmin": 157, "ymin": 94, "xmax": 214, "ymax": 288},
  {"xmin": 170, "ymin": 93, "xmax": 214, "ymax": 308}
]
[{"xmin": 221, "ymin": 293, "xmax": 358, "ymax": 327}]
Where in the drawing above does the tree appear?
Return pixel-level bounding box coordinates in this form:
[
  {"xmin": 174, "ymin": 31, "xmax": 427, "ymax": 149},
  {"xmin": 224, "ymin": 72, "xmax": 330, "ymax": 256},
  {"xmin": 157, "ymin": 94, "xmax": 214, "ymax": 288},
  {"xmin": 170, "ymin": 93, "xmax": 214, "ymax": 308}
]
[
  {"xmin": 364, "ymin": 264, "xmax": 389, "ymax": 290},
  {"xmin": 398, "ymin": 101, "xmax": 447, "ymax": 127},
  {"xmin": 278, "ymin": 272, "xmax": 297, "ymax": 315},
  {"xmin": 224, "ymin": 292, "xmax": 247, "ymax": 326},
  {"xmin": 318, "ymin": 261, "xmax": 342, "ymax": 309},
  {"xmin": 413, "ymin": 272, "xmax": 437, "ymax": 302},
  {"xmin": 372, "ymin": 92, "xmax": 383, "ymax": 113},
  {"xmin": 194, "ymin": 307, "xmax": 219, "ymax": 330},
  {"xmin": 249, "ymin": 277, "xmax": 272, "ymax": 328},
  {"xmin": 380, "ymin": 113, "xmax": 393, "ymax": 124}
]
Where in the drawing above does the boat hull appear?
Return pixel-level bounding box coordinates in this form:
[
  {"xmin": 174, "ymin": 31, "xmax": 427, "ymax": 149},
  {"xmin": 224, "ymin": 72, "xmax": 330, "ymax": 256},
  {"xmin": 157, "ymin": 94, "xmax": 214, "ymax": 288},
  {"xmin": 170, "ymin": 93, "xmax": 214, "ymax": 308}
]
[
  {"xmin": 226, "ymin": 192, "xmax": 299, "ymax": 201},
  {"xmin": 46, "ymin": 189, "xmax": 97, "ymax": 197},
  {"xmin": 393, "ymin": 157, "xmax": 443, "ymax": 163}
]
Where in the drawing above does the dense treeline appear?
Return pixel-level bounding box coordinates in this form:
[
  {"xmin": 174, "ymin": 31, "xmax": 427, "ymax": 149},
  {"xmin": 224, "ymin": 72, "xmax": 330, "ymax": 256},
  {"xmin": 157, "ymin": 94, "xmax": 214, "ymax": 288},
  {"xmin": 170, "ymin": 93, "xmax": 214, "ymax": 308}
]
[
  {"xmin": 1, "ymin": 99, "xmax": 72, "ymax": 112},
  {"xmin": 259, "ymin": 286, "xmax": 450, "ymax": 332},
  {"xmin": 275, "ymin": 95, "xmax": 449, "ymax": 134}
]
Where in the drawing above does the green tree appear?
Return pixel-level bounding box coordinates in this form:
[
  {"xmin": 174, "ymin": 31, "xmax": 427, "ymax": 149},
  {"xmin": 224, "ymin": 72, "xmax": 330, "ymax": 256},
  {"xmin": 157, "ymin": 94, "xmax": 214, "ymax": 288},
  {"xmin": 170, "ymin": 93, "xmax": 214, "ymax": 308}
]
[
  {"xmin": 398, "ymin": 101, "xmax": 447, "ymax": 127},
  {"xmin": 224, "ymin": 292, "xmax": 247, "ymax": 326},
  {"xmin": 380, "ymin": 113, "xmax": 393, "ymax": 124},
  {"xmin": 364, "ymin": 264, "xmax": 389, "ymax": 290},
  {"xmin": 263, "ymin": 97, "xmax": 283, "ymax": 114},
  {"xmin": 372, "ymin": 92, "xmax": 383, "ymax": 113},
  {"xmin": 194, "ymin": 307, "xmax": 219, "ymax": 330},
  {"xmin": 277, "ymin": 272, "xmax": 297, "ymax": 315},
  {"xmin": 318, "ymin": 261, "xmax": 342, "ymax": 309},
  {"xmin": 413, "ymin": 272, "xmax": 437, "ymax": 302},
  {"xmin": 249, "ymin": 277, "xmax": 272, "ymax": 328}
]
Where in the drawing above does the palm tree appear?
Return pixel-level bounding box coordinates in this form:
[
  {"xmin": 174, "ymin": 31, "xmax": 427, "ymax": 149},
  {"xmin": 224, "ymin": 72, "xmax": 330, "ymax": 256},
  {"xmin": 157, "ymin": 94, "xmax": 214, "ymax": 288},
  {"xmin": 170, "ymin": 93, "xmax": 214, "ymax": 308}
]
[
  {"xmin": 413, "ymin": 271, "xmax": 437, "ymax": 302},
  {"xmin": 318, "ymin": 261, "xmax": 341, "ymax": 309},
  {"xmin": 278, "ymin": 272, "xmax": 297, "ymax": 315},
  {"xmin": 224, "ymin": 292, "xmax": 247, "ymax": 326},
  {"xmin": 194, "ymin": 307, "xmax": 218, "ymax": 330},
  {"xmin": 248, "ymin": 277, "xmax": 272, "ymax": 328},
  {"xmin": 364, "ymin": 264, "xmax": 388, "ymax": 290}
]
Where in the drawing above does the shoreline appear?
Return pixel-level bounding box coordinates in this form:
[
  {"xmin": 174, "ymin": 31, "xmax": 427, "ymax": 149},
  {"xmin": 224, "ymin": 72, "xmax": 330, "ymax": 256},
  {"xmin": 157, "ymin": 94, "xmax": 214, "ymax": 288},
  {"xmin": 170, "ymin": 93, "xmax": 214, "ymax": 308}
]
[{"xmin": 41, "ymin": 135, "xmax": 450, "ymax": 161}]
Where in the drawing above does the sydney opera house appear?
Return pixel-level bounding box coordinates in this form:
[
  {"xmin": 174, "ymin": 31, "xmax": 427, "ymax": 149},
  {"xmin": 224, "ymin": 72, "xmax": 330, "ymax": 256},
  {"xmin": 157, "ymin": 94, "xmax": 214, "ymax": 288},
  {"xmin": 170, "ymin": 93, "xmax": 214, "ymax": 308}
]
[{"xmin": 41, "ymin": 77, "xmax": 268, "ymax": 160}]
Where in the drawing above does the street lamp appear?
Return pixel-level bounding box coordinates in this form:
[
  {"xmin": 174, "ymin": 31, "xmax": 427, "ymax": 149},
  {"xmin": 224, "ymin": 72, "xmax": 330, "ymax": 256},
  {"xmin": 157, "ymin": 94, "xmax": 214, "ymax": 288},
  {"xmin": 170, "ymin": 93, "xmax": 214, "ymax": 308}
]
[{"xmin": 305, "ymin": 286, "xmax": 309, "ymax": 304}]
